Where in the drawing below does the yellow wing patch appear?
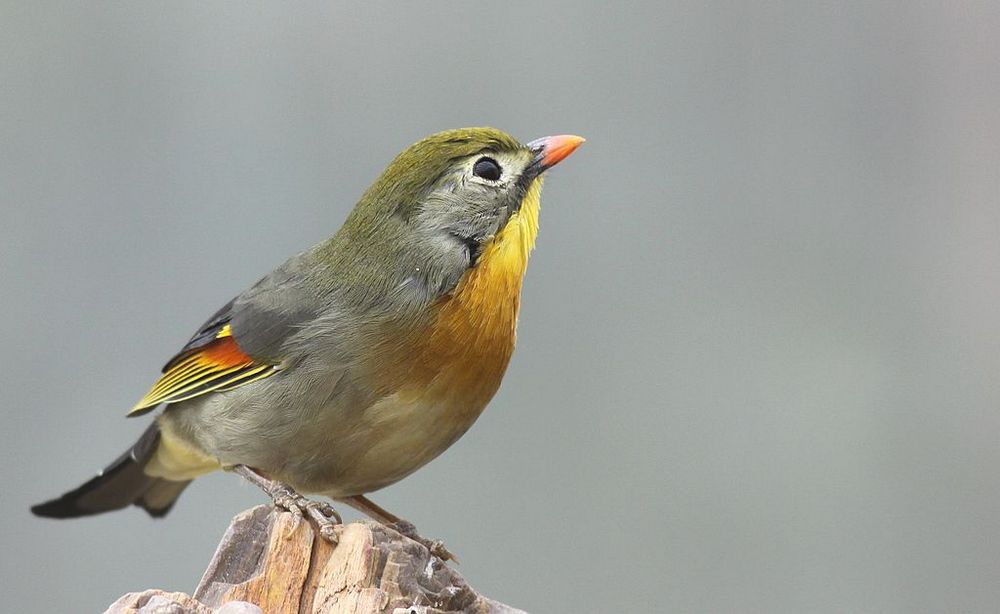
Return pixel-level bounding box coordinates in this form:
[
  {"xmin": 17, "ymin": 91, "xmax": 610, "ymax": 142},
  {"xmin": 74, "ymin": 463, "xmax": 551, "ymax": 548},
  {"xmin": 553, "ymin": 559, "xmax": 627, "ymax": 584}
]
[{"xmin": 129, "ymin": 335, "xmax": 275, "ymax": 415}]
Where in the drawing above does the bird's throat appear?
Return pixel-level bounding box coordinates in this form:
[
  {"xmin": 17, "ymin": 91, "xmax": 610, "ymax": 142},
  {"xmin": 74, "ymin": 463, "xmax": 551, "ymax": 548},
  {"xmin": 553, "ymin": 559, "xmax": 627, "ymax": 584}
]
[
  {"xmin": 449, "ymin": 177, "xmax": 541, "ymax": 335},
  {"xmin": 407, "ymin": 180, "xmax": 543, "ymax": 410},
  {"xmin": 474, "ymin": 178, "xmax": 542, "ymax": 288}
]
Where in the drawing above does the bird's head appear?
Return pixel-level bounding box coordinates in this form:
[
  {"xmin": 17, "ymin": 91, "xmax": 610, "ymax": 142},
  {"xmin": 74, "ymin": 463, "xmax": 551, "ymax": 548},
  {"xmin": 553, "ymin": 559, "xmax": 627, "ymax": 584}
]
[{"xmin": 329, "ymin": 127, "xmax": 584, "ymax": 303}]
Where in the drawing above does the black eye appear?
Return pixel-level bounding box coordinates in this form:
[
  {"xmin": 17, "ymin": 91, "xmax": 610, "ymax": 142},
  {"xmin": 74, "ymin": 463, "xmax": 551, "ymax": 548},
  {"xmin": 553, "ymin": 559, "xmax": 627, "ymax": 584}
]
[{"xmin": 473, "ymin": 157, "xmax": 502, "ymax": 181}]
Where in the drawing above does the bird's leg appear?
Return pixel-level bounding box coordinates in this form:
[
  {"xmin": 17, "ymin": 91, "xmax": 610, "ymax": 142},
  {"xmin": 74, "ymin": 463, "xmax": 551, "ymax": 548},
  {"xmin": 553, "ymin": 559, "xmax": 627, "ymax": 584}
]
[
  {"xmin": 232, "ymin": 465, "xmax": 342, "ymax": 543},
  {"xmin": 337, "ymin": 494, "xmax": 456, "ymax": 562}
]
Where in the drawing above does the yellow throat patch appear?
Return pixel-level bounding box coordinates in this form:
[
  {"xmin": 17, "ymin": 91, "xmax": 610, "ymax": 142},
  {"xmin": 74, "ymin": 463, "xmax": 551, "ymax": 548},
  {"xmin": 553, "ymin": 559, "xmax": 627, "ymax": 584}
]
[
  {"xmin": 401, "ymin": 179, "xmax": 543, "ymax": 411},
  {"xmin": 475, "ymin": 177, "xmax": 542, "ymax": 285},
  {"xmin": 454, "ymin": 177, "xmax": 541, "ymax": 325}
]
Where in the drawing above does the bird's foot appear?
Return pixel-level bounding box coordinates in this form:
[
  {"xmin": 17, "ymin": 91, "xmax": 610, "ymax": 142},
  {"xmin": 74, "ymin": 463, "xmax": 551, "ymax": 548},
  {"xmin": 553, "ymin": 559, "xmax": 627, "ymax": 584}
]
[
  {"xmin": 335, "ymin": 493, "xmax": 458, "ymax": 562},
  {"xmin": 389, "ymin": 520, "xmax": 457, "ymax": 562},
  {"xmin": 233, "ymin": 464, "xmax": 342, "ymax": 543},
  {"xmin": 270, "ymin": 484, "xmax": 342, "ymax": 543}
]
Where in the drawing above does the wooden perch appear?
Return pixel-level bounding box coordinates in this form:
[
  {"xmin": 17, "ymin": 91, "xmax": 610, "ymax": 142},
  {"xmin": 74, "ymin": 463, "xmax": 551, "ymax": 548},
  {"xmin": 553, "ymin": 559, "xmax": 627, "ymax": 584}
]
[{"xmin": 105, "ymin": 505, "xmax": 525, "ymax": 614}]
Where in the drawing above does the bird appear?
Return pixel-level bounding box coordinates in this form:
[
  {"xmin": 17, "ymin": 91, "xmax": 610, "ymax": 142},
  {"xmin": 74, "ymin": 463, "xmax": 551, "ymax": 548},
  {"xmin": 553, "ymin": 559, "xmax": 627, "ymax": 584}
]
[{"xmin": 31, "ymin": 127, "xmax": 584, "ymax": 558}]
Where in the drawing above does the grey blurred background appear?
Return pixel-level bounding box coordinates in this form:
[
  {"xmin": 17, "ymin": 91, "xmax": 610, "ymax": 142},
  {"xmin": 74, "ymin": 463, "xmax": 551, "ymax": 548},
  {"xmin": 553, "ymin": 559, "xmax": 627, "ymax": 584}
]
[{"xmin": 2, "ymin": 2, "xmax": 999, "ymax": 612}]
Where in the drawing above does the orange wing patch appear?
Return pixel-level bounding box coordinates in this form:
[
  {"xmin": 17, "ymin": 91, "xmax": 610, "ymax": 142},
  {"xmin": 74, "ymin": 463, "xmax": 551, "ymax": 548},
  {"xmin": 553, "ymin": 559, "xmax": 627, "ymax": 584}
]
[{"xmin": 129, "ymin": 333, "xmax": 275, "ymax": 415}]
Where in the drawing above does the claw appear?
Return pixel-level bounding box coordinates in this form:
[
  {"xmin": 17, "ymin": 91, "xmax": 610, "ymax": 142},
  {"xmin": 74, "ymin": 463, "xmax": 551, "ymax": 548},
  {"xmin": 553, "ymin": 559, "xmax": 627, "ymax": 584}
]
[
  {"xmin": 309, "ymin": 500, "xmax": 343, "ymax": 524},
  {"xmin": 388, "ymin": 521, "xmax": 458, "ymax": 562},
  {"xmin": 232, "ymin": 465, "xmax": 342, "ymax": 544}
]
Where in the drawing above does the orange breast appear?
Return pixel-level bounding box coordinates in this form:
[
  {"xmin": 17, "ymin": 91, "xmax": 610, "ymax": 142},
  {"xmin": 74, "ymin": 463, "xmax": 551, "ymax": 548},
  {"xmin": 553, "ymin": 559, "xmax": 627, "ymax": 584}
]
[
  {"xmin": 324, "ymin": 183, "xmax": 545, "ymax": 492},
  {"xmin": 399, "ymin": 179, "xmax": 543, "ymax": 417}
]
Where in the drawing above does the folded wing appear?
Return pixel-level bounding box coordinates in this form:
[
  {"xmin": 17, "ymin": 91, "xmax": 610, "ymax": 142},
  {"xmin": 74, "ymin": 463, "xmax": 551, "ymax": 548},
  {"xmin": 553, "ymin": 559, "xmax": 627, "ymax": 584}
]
[{"xmin": 129, "ymin": 308, "xmax": 278, "ymax": 416}]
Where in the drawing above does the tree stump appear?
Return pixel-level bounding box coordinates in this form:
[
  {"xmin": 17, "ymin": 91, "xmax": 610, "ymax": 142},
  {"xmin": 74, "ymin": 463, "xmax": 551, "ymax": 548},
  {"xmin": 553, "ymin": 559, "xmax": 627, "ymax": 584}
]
[{"xmin": 105, "ymin": 505, "xmax": 525, "ymax": 614}]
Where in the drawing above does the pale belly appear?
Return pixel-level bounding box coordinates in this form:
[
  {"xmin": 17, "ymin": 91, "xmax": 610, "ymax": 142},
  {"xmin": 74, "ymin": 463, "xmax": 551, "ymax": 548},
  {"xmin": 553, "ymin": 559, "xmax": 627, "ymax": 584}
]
[
  {"xmin": 153, "ymin": 353, "xmax": 505, "ymax": 498},
  {"xmin": 293, "ymin": 389, "xmax": 492, "ymax": 497}
]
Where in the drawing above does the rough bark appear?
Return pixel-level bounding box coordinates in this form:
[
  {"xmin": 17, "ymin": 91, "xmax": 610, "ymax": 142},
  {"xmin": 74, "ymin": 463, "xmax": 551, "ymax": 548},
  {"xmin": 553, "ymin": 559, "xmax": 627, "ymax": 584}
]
[{"xmin": 105, "ymin": 505, "xmax": 524, "ymax": 614}]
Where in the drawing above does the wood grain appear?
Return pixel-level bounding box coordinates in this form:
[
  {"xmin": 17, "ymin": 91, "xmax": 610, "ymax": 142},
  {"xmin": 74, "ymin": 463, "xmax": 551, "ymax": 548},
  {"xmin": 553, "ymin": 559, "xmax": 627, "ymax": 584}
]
[{"xmin": 104, "ymin": 506, "xmax": 524, "ymax": 614}]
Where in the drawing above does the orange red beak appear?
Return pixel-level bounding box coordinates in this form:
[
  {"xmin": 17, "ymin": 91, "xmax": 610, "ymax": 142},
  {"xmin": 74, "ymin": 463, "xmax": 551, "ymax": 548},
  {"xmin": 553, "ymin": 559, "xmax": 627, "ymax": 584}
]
[{"xmin": 526, "ymin": 134, "xmax": 586, "ymax": 173}]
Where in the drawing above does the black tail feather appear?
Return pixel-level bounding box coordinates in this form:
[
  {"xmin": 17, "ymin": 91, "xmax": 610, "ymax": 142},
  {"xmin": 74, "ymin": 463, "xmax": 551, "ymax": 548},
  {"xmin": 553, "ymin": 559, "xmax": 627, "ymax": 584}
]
[{"xmin": 31, "ymin": 422, "xmax": 191, "ymax": 519}]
